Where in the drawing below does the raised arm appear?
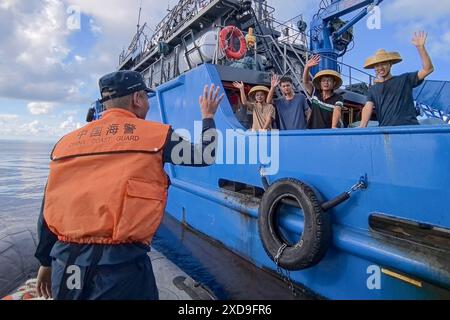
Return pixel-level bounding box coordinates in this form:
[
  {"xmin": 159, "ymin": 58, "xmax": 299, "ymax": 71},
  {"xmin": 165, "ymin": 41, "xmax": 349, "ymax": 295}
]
[
  {"xmin": 412, "ymin": 31, "xmax": 434, "ymax": 81},
  {"xmin": 267, "ymin": 74, "xmax": 280, "ymax": 104},
  {"xmin": 233, "ymin": 81, "xmax": 248, "ymax": 106},
  {"xmin": 164, "ymin": 84, "xmax": 224, "ymax": 166},
  {"xmin": 303, "ymin": 55, "xmax": 320, "ymax": 96}
]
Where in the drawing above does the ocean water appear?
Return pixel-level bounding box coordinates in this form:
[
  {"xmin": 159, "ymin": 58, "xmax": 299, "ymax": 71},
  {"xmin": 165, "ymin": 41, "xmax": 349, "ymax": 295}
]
[
  {"xmin": 0, "ymin": 139, "xmax": 305, "ymax": 300},
  {"xmin": 0, "ymin": 140, "xmax": 52, "ymax": 231}
]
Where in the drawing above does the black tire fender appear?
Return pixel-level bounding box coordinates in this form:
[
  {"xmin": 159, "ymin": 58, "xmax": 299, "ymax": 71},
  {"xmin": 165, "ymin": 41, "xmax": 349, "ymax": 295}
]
[{"xmin": 258, "ymin": 178, "xmax": 331, "ymax": 270}]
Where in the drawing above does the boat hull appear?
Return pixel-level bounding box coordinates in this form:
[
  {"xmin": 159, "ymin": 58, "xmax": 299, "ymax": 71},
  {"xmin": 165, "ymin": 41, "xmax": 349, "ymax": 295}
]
[{"xmin": 148, "ymin": 64, "xmax": 450, "ymax": 299}]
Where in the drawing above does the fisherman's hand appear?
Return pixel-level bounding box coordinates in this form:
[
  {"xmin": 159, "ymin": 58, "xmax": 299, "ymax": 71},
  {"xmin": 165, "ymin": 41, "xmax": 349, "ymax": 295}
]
[
  {"xmin": 36, "ymin": 266, "xmax": 52, "ymax": 299},
  {"xmin": 271, "ymin": 74, "xmax": 280, "ymax": 88},
  {"xmin": 306, "ymin": 55, "xmax": 320, "ymax": 68},
  {"xmin": 412, "ymin": 31, "xmax": 427, "ymax": 48},
  {"xmin": 232, "ymin": 81, "xmax": 244, "ymax": 90},
  {"xmin": 199, "ymin": 84, "xmax": 224, "ymax": 119}
]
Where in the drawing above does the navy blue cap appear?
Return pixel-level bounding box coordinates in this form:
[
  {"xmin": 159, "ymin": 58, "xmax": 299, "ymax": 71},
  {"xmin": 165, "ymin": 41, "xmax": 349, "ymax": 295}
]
[{"xmin": 98, "ymin": 70, "xmax": 154, "ymax": 103}]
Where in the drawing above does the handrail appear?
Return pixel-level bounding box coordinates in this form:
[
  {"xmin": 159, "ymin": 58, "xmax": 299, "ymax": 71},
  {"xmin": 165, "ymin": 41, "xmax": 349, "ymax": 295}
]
[
  {"xmin": 261, "ymin": 34, "xmax": 312, "ymax": 101},
  {"xmin": 249, "ymin": 8, "xmax": 284, "ymax": 75},
  {"xmin": 299, "ymin": 47, "xmax": 374, "ymax": 86}
]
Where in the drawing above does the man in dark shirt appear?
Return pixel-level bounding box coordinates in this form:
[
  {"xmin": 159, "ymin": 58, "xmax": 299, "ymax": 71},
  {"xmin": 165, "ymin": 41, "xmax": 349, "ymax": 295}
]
[
  {"xmin": 302, "ymin": 55, "xmax": 344, "ymax": 129},
  {"xmin": 359, "ymin": 31, "xmax": 434, "ymax": 127},
  {"xmin": 267, "ymin": 75, "xmax": 311, "ymax": 130}
]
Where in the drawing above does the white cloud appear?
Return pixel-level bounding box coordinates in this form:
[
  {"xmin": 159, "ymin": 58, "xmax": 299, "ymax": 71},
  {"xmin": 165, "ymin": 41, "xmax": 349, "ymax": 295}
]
[
  {"xmin": 27, "ymin": 102, "xmax": 55, "ymax": 115},
  {"xmin": 0, "ymin": 114, "xmax": 20, "ymax": 137},
  {"xmin": 59, "ymin": 115, "xmax": 82, "ymax": 131},
  {"xmin": 429, "ymin": 30, "xmax": 450, "ymax": 61},
  {"xmin": 66, "ymin": 0, "xmax": 168, "ymax": 75},
  {"xmin": 0, "ymin": 0, "xmax": 86, "ymax": 102},
  {"xmin": 0, "ymin": 114, "xmax": 19, "ymax": 122},
  {"xmin": 268, "ymin": 0, "xmax": 318, "ymax": 21},
  {"xmin": 384, "ymin": 0, "xmax": 450, "ymax": 22},
  {"xmin": 9, "ymin": 0, "xmax": 70, "ymax": 71},
  {"xmin": 0, "ymin": 0, "xmax": 316, "ymax": 106},
  {"xmin": 22, "ymin": 120, "xmax": 43, "ymax": 135},
  {"xmin": 63, "ymin": 109, "xmax": 79, "ymax": 116},
  {"xmin": 0, "ymin": 0, "xmax": 18, "ymax": 10},
  {"xmin": 89, "ymin": 18, "xmax": 102, "ymax": 35},
  {"xmin": 74, "ymin": 55, "xmax": 86, "ymax": 63},
  {"xmin": 383, "ymin": 0, "xmax": 450, "ymax": 60},
  {"xmin": 0, "ymin": 118, "xmax": 47, "ymax": 137},
  {"xmin": 0, "ymin": 113, "xmax": 84, "ymax": 140}
]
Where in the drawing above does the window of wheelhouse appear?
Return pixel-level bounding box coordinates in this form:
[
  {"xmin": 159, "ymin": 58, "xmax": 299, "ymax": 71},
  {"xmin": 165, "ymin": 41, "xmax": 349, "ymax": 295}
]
[{"xmin": 222, "ymin": 82, "xmax": 253, "ymax": 130}]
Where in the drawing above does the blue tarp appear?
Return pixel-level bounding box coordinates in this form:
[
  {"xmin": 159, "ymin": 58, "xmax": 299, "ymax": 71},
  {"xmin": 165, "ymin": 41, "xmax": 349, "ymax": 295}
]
[{"xmin": 414, "ymin": 80, "xmax": 450, "ymax": 115}]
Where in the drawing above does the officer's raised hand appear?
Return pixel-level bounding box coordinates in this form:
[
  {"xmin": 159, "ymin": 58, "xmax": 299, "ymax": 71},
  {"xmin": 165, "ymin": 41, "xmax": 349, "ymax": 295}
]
[{"xmin": 199, "ymin": 84, "xmax": 224, "ymax": 119}]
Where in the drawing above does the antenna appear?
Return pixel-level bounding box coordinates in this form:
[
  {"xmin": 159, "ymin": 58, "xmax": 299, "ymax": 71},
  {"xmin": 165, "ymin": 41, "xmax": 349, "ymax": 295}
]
[
  {"xmin": 254, "ymin": 0, "xmax": 266, "ymax": 21},
  {"xmin": 137, "ymin": 0, "xmax": 143, "ymax": 34}
]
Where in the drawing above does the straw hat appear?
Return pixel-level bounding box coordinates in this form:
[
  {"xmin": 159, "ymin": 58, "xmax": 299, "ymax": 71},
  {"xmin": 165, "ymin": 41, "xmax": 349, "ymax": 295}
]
[
  {"xmin": 312, "ymin": 70, "xmax": 343, "ymax": 90},
  {"xmin": 248, "ymin": 85, "xmax": 270, "ymax": 98},
  {"xmin": 364, "ymin": 49, "xmax": 402, "ymax": 69}
]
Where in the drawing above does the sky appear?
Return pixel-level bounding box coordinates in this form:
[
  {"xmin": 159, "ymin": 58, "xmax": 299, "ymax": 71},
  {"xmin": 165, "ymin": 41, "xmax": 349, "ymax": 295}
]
[{"xmin": 0, "ymin": 0, "xmax": 449, "ymax": 142}]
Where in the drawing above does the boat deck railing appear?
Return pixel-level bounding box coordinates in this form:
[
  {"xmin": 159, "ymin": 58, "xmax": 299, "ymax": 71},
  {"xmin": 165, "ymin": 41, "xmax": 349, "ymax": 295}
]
[
  {"xmin": 265, "ymin": 14, "xmax": 308, "ymax": 48},
  {"xmin": 118, "ymin": 23, "xmax": 152, "ymax": 67},
  {"xmin": 119, "ymin": 0, "xmax": 224, "ymax": 68},
  {"xmin": 150, "ymin": 0, "xmax": 216, "ymax": 45},
  {"xmin": 260, "ymin": 31, "xmax": 374, "ymax": 102}
]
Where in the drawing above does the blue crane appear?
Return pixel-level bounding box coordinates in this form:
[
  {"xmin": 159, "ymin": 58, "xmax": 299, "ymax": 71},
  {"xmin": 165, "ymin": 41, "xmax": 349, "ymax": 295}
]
[{"xmin": 310, "ymin": 0, "xmax": 384, "ymax": 74}]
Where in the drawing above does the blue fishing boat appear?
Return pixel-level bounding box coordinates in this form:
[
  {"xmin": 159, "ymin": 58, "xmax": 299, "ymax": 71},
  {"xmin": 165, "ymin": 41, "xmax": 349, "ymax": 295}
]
[{"xmin": 89, "ymin": 0, "xmax": 450, "ymax": 299}]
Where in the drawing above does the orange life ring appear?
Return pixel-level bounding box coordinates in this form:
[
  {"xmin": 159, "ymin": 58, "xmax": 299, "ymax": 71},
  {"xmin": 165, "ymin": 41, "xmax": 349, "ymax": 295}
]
[{"xmin": 219, "ymin": 26, "xmax": 247, "ymax": 60}]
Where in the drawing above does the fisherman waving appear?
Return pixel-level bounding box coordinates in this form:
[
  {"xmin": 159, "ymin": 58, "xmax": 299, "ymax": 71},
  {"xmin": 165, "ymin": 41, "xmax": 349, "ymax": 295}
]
[
  {"xmin": 302, "ymin": 55, "xmax": 344, "ymax": 129},
  {"xmin": 359, "ymin": 31, "xmax": 434, "ymax": 127}
]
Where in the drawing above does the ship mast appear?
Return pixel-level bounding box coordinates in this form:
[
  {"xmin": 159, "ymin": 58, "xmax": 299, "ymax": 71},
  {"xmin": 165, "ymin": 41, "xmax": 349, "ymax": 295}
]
[
  {"xmin": 136, "ymin": 0, "xmax": 142, "ymax": 35},
  {"xmin": 254, "ymin": 0, "xmax": 266, "ymax": 21}
]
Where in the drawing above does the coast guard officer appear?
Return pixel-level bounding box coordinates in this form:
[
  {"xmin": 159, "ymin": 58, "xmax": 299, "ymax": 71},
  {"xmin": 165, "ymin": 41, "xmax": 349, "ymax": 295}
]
[{"xmin": 34, "ymin": 70, "xmax": 223, "ymax": 300}]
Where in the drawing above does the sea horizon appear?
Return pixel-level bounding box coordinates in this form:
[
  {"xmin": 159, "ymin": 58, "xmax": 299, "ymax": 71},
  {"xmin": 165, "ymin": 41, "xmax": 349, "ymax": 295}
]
[{"xmin": 0, "ymin": 137, "xmax": 57, "ymax": 144}]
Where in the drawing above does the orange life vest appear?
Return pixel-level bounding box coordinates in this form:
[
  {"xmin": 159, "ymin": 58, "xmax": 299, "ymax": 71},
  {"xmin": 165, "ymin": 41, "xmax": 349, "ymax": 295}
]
[{"xmin": 44, "ymin": 108, "xmax": 171, "ymax": 245}]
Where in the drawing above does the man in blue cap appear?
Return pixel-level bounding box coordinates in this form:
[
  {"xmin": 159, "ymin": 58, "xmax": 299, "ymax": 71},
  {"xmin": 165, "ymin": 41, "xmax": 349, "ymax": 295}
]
[{"xmin": 34, "ymin": 70, "xmax": 223, "ymax": 300}]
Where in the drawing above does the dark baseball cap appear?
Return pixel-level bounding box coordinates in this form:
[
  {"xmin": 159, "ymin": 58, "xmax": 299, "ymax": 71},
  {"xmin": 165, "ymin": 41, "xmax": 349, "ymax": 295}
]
[{"xmin": 98, "ymin": 70, "xmax": 154, "ymax": 103}]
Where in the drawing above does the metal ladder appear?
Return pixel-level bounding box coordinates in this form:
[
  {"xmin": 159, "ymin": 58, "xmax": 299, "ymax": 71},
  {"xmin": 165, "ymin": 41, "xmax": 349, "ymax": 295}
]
[{"xmin": 261, "ymin": 34, "xmax": 312, "ymax": 100}]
